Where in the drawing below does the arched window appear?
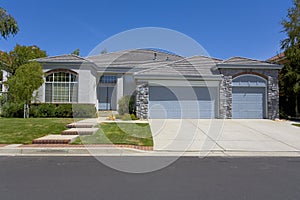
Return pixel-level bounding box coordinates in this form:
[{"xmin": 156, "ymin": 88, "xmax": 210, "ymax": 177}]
[{"xmin": 45, "ymin": 71, "xmax": 78, "ymax": 103}]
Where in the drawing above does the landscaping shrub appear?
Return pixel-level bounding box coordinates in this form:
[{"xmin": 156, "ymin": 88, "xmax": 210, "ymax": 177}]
[
  {"xmin": 118, "ymin": 95, "xmax": 136, "ymax": 115},
  {"xmin": 55, "ymin": 104, "xmax": 73, "ymax": 118},
  {"xmin": 115, "ymin": 113, "xmax": 139, "ymax": 121},
  {"xmin": 29, "ymin": 103, "xmax": 96, "ymax": 118},
  {"xmin": 1, "ymin": 102, "xmax": 23, "ymax": 117},
  {"xmin": 72, "ymin": 104, "xmax": 97, "ymax": 118},
  {"xmin": 31, "ymin": 103, "xmax": 56, "ymax": 117}
]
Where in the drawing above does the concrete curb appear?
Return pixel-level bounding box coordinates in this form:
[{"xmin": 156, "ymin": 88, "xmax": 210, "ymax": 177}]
[{"xmin": 1, "ymin": 146, "xmax": 300, "ymax": 157}]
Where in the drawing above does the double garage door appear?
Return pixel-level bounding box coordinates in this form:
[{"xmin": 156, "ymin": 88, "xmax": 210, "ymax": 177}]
[{"xmin": 149, "ymin": 86, "xmax": 217, "ymax": 119}]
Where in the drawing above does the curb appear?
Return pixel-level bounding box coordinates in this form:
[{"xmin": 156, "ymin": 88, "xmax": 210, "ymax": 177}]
[{"xmin": 1, "ymin": 146, "xmax": 300, "ymax": 157}]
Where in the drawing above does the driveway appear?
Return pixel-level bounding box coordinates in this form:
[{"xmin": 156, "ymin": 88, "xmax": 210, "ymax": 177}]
[{"xmin": 149, "ymin": 119, "xmax": 300, "ymax": 152}]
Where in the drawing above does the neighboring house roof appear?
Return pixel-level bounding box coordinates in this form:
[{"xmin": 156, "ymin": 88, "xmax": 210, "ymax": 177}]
[
  {"xmin": 217, "ymin": 56, "xmax": 283, "ymax": 69},
  {"xmin": 33, "ymin": 54, "xmax": 90, "ymax": 63},
  {"xmin": 135, "ymin": 55, "xmax": 222, "ymax": 79},
  {"xmin": 267, "ymin": 53, "xmax": 288, "ymax": 65}
]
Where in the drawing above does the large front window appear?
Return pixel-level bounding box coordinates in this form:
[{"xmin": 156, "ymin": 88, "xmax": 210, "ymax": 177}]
[{"xmin": 45, "ymin": 71, "xmax": 78, "ymax": 103}]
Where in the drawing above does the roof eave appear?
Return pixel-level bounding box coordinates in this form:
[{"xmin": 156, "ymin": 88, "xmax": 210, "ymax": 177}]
[
  {"xmin": 134, "ymin": 74, "xmax": 223, "ymax": 81},
  {"xmin": 216, "ymin": 64, "xmax": 283, "ymax": 70}
]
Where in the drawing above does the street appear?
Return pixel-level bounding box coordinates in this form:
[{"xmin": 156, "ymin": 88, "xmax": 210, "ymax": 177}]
[{"xmin": 1, "ymin": 156, "xmax": 300, "ymax": 200}]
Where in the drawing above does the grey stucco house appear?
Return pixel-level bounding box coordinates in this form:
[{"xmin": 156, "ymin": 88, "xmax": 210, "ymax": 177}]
[{"xmin": 34, "ymin": 49, "xmax": 282, "ymax": 119}]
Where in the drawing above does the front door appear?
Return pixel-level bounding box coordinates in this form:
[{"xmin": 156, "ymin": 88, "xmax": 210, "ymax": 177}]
[{"xmin": 98, "ymin": 86, "xmax": 114, "ymax": 110}]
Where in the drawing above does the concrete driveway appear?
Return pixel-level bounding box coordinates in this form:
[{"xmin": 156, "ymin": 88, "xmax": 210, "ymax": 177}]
[{"xmin": 149, "ymin": 119, "xmax": 300, "ymax": 152}]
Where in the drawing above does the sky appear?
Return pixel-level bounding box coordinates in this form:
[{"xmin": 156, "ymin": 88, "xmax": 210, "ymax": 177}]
[{"xmin": 0, "ymin": 0, "xmax": 293, "ymax": 60}]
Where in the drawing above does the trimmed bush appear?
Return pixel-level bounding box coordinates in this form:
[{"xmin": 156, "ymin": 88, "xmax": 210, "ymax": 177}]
[
  {"xmin": 29, "ymin": 103, "xmax": 96, "ymax": 118},
  {"xmin": 73, "ymin": 104, "xmax": 97, "ymax": 118},
  {"xmin": 31, "ymin": 103, "xmax": 56, "ymax": 117},
  {"xmin": 1, "ymin": 102, "xmax": 23, "ymax": 118},
  {"xmin": 118, "ymin": 95, "xmax": 136, "ymax": 115},
  {"xmin": 55, "ymin": 104, "xmax": 73, "ymax": 118}
]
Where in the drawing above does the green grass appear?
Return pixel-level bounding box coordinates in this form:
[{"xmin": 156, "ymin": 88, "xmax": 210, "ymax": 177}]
[
  {"xmin": 0, "ymin": 118, "xmax": 75, "ymax": 144},
  {"xmin": 72, "ymin": 122, "xmax": 153, "ymax": 146},
  {"xmin": 292, "ymin": 124, "xmax": 300, "ymax": 127}
]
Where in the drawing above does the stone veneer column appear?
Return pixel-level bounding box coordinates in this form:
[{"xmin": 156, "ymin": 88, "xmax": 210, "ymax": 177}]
[
  {"xmin": 136, "ymin": 82, "xmax": 149, "ymax": 119},
  {"xmin": 219, "ymin": 76, "xmax": 232, "ymax": 119},
  {"xmin": 267, "ymin": 75, "xmax": 280, "ymax": 119}
]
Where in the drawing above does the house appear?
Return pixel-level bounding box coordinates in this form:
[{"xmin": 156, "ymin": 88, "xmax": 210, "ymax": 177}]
[
  {"xmin": 0, "ymin": 70, "xmax": 8, "ymax": 95},
  {"xmin": 34, "ymin": 49, "xmax": 282, "ymax": 119}
]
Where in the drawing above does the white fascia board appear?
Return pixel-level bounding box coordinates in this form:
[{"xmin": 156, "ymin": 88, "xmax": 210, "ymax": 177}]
[
  {"xmin": 135, "ymin": 75, "xmax": 223, "ymax": 81},
  {"xmin": 217, "ymin": 64, "xmax": 283, "ymax": 70}
]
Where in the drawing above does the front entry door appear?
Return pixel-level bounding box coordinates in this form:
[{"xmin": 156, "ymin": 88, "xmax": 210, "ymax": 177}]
[{"xmin": 98, "ymin": 86, "xmax": 114, "ymax": 110}]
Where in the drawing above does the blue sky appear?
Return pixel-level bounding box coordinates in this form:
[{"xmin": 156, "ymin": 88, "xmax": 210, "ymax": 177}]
[{"xmin": 0, "ymin": 0, "xmax": 293, "ymax": 60}]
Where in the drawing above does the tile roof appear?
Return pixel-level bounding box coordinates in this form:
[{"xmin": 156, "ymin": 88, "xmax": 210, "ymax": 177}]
[
  {"xmin": 33, "ymin": 54, "xmax": 88, "ymax": 63},
  {"xmin": 86, "ymin": 49, "xmax": 184, "ymax": 67},
  {"xmin": 220, "ymin": 56, "xmax": 279, "ymax": 66},
  {"xmin": 135, "ymin": 55, "xmax": 221, "ymax": 77}
]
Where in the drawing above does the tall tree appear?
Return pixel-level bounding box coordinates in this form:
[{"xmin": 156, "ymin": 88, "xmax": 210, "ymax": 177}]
[
  {"xmin": 0, "ymin": 44, "xmax": 46, "ymax": 75},
  {"xmin": 7, "ymin": 62, "xmax": 44, "ymax": 118},
  {"xmin": 281, "ymin": 0, "xmax": 300, "ymax": 117},
  {"xmin": 71, "ymin": 48, "xmax": 80, "ymax": 56},
  {"xmin": 0, "ymin": 7, "xmax": 19, "ymax": 40}
]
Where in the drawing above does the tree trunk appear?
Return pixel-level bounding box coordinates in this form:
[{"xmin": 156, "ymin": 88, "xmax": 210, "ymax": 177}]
[
  {"xmin": 23, "ymin": 103, "xmax": 29, "ymax": 118},
  {"xmin": 296, "ymin": 94, "xmax": 299, "ymax": 118}
]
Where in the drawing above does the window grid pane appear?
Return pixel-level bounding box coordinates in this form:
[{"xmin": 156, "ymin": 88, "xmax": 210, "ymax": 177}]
[{"xmin": 45, "ymin": 71, "xmax": 78, "ymax": 103}]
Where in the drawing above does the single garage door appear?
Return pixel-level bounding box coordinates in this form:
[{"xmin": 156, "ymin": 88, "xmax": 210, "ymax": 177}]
[
  {"xmin": 232, "ymin": 75, "xmax": 266, "ymax": 119},
  {"xmin": 149, "ymin": 86, "xmax": 217, "ymax": 119}
]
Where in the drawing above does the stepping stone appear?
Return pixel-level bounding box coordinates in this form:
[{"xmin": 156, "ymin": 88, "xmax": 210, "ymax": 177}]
[
  {"xmin": 66, "ymin": 123, "xmax": 95, "ymax": 128},
  {"xmin": 32, "ymin": 135, "xmax": 78, "ymax": 144},
  {"xmin": 61, "ymin": 128, "xmax": 99, "ymax": 135}
]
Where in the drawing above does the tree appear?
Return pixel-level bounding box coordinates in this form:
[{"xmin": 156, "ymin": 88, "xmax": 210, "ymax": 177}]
[
  {"xmin": 0, "ymin": 7, "xmax": 19, "ymax": 40},
  {"xmin": 280, "ymin": 0, "xmax": 300, "ymax": 117},
  {"xmin": 0, "ymin": 44, "xmax": 46, "ymax": 75},
  {"xmin": 100, "ymin": 48, "xmax": 107, "ymax": 54},
  {"xmin": 71, "ymin": 48, "xmax": 80, "ymax": 56},
  {"xmin": 7, "ymin": 62, "xmax": 44, "ymax": 118}
]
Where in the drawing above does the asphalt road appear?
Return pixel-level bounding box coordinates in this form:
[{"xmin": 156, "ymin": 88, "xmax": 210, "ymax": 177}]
[{"xmin": 1, "ymin": 156, "xmax": 300, "ymax": 200}]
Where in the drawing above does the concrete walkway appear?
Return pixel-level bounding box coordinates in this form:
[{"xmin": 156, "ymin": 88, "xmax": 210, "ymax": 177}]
[{"xmin": 150, "ymin": 119, "xmax": 300, "ymax": 152}]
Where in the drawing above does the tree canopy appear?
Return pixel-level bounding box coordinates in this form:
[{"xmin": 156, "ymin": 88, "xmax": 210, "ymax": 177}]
[
  {"xmin": 280, "ymin": 0, "xmax": 300, "ymax": 117},
  {"xmin": 0, "ymin": 44, "xmax": 46, "ymax": 75},
  {"xmin": 71, "ymin": 48, "xmax": 80, "ymax": 56},
  {"xmin": 0, "ymin": 7, "xmax": 19, "ymax": 40},
  {"xmin": 7, "ymin": 62, "xmax": 44, "ymax": 118}
]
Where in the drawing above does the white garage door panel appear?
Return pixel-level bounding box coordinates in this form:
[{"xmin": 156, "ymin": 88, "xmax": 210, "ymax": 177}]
[
  {"xmin": 149, "ymin": 86, "xmax": 216, "ymax": 119},
  {"xmin": 232, "ymin": 87, "xmax": 265, "ymax": 119}
]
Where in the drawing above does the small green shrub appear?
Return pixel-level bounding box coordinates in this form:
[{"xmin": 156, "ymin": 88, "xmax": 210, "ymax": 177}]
[
  {"xmin": 115, "ymin": 113, "xmax": 139, "ymax": 121},
  {"xmin": 55, "ymin": 104, "xmax": 73, "ymax": 118},
  {"xmin": 33, "ymin": 103, "xmax": 56, "ymax": 117},
  {"xmin": 1, "ymin": 102, "xmax": 23, "ymax": 117},
  {"xmin": 29, "ymin": 103, "xmax": 96, "ymax": 118},
  {"xmin": 73, "ymin": 104, "xmax": 97, "ymax": 118},
  {"xmin": 118, "ymin": 95, "xmax": 136, "ymax": 115},
  {"xmin": 130, "ymin": 114, "xmax": 138, "ymax": 120}
]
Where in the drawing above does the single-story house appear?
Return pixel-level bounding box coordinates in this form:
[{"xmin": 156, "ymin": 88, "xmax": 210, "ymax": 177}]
[{"xmin": 34, "ymin": 49, "xmax": 282, "ymax": 119}]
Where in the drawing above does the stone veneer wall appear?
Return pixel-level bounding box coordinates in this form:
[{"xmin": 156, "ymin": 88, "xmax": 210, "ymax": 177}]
[
  {"xmin": 136, "ymin": 82, "xmax": 149, "ymax": 119},
  {"xmin": 219, "ymin": 68, "xmax": 280, "ymax": 119},
  {"xmin": 219, "ymin": 76, "xmax": 232, "ymax": 119}
]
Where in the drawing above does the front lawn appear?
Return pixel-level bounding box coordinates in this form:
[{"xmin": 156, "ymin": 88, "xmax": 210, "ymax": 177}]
[
  {"xmin": 293, "ymin": 124, "xmax": 300, "ymax": 127},
  {"xmin": 72, "ymin": 122, "xmax": 153, "ymax": 146},
  {"xmin": 0, "ymin": 118, "xmax": 75, "ymax": 144}
]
